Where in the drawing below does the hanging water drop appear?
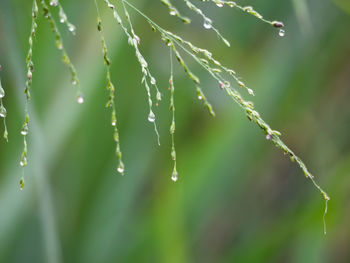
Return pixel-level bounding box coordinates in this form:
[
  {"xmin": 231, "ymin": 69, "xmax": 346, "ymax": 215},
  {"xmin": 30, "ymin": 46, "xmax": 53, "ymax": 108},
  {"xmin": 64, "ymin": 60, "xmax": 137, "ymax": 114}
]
[
  {"xmin": 169, "ymin": 9, "xmax": 176, "ymax": 16},
  {"xmin": 203, "ymin": 18, "xmax": 212, "ymax": 29},
  {"xmin": 77, "ymin": 95, "xmax": 84, "ymax": 104},
  {"xmin": 150, "ymin": 77, "xmax": 156, "ymax": 85},
  {"xmin": 117, "ymin": 162, "xmax": 125, "ymax": 175},
  {"xmin": 148, "ymin": 110, "xmax": 156, "ymax": 122},
  {"xmin": 266, "ymin": 133, "xmax": 272, "ymax": 140},
  {"xmin": 247, "ymin": 88, "xmax": 255, "ymax": 96},
  {"xmin": 0, "ymin": 105, "xmax": 6, "ymax": 118},
  {"xmin": 59, "ymin": 7, "xmax": 67, "ymax": 23},
  {"xmin": 0, "ymin": 86, "xmax": 5, "ymax": 98},
  {"xmin": 171, "ymin": 170, "xmax": 178, "ymax": 182},
  {"xmin": 111, "ymin": 112, "xmax": 117, "ymax": 126},
  {"xmin": 21, "ymin": 124, "xmax": 29, "ymax": 136},
  {"xmin": 279, "ymin": 29, "xmax": 285, "ymax": 37},
  {"xmin": 68, "ymin": 23, "xmax": 76, "ymax": 33},
  {"xmin": 20, "ymin": 156, "xmax": 27, "ymax": 167}
]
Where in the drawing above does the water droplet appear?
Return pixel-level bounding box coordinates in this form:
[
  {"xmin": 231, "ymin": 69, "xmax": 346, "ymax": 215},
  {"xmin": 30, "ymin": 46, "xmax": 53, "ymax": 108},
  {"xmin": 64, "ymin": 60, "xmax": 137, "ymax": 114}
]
[
  {"xmin": 148, "ymin": 110, "xmax": 155, "ymax": 122},
  {"xmin": 111, "ymin": 112, "xmax": 117, "ymax": 126},
  {"xmin": 247, "ymin": 88, "xmax": 255, "ymax": 96},
  {"xmin": 0, "ymin": 86, "xmax": 5, "ymax": 98},
  {"xmin": 279, "ymin": 29, "xmax": 285, "ymax": 37},
  {"xmin": 20, "ymin": 156, "xmax": 27, "ymax": 167},
  {"xmin": 77, "ymin": 95, "xmax": 84, "ymax": 104},
  {"xmin": 198, "ymin": 95, "xmax": 203, "ymax": 100},
  {"xmin": 50, "ymin": 0, "xmax": 58, "ymax": 6},
  {"xmin": 117, "ymin": 162, "xmax": 125, "ymax": 175},
  {"xmin": 266, "ymin": 133, "xmax": 272, "ymax": 140},
  {"xmin": 203, "ymin": 18, "xmax": 212, "ymax": 29},
  {"xmin": 171, "ymin": 170, "xmax": 178, "ymax": 182},
  {"xmin": 169, "ymin": 9, "xmax": 176, "ymax": 16},
  {"xmin": 20, "ymin": 178, "xmax": 25, "ymax": 190},
  {"xmin": 21, "ymin": 123, "xmax": 29, "ymax": 136},
  {"xmin": 59, "ymin": 7, "xmax": 67, "ymax": 23},
  {"xmin": 150, "ymin": 77, "xmax": 156, "ymax": 85},
  {"xmin": 68, "ymin": 23, "xmax": 76, "ymax": 33},
  {"xmin": 0, "ymin": 105, "xmax": 7, "ymax": 118}
]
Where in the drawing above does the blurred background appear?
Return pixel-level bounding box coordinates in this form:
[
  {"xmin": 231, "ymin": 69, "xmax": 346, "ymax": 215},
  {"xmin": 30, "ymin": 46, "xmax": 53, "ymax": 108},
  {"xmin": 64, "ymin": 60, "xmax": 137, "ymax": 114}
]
[{"xmin": 0, "ymin": 0, "xmax": 349, "ymax": 262}]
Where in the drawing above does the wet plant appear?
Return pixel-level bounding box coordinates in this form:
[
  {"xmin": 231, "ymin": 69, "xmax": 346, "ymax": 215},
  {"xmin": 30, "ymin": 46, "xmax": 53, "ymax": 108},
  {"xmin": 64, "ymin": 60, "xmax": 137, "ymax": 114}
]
[
  {"xmin": 16, "ymin": 0, "xmax": 329, "ymax": 233},
  {"xmin": 0, "ymin": 67, "xmax": 8, "ymax": 142},
  {"xmin": 19, "ymin": 0, "xmax": 81, "ymax": 189}
]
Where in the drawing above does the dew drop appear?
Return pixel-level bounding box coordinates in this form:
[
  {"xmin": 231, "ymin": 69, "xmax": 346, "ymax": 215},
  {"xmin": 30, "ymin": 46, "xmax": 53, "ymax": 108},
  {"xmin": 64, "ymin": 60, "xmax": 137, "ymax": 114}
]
[
  {"xmin": 0, "ymin": 105, "xmax": 7, "ymax": 118},
  {"xmin": 21, "ymin": 124, "xmax": 29, "ymax": 136},
  {"xmin": 77, "ymin": 95, "xmax": 84, "ymax": 104},
  {"xmin": 117, "ymin": 162, "xmax": 125, "ymax": 175},
  {"xmin": 50, "ymin": 0, "xmax": 58, "ymax": 6},
  {"xmin": 266, "ymin": 133, "xmax": 272, "ymax": 140},
  {"xmin": 198, "ymin": 95, "xmax": 203, "ymax": 100},
  {"xmin": 203, "ymin": 18, "xmax": 212, "ymax": 29},
  {"xmin": 68, "ymin": 23, "xmax": 76, "ymax": 33},
  {"xmin": 59, "ymin": 7, "xmax": 67, "ymax": 23},
  {"xmin": 148, "ymin": 110, "xmax": 156, "ymax": 122},
  {"xmin": 171, "ymin": 170, "xmax": 178, "ymax": 182},
  {"xmin": 169, "ymin": 9, "xmax": 176, "ymax": 16},
  {"xmin": 150, "ymin": 77, "xmax": 156, "ymax": 85},
  {"xmin": 247, "ymin": 88, "xmax": 255, "ymax": 96},
  {"xmin": 0, "ymin": 86, "xmax": 5, "ymax": 98},
  {"xmin": 20, "ymin": 156, "xmax": 27, "ymax": 167},
  {"xmin": 279, "ymin": 29, "xmax": 285, "ymax": 37}
]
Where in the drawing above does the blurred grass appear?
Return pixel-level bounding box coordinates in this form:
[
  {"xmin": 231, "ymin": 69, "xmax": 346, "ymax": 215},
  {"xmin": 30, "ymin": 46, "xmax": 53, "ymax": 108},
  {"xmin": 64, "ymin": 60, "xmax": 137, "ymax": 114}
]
[{"xmin": 0, "ymin": 0, "xmax": 350, "ymax": 262}]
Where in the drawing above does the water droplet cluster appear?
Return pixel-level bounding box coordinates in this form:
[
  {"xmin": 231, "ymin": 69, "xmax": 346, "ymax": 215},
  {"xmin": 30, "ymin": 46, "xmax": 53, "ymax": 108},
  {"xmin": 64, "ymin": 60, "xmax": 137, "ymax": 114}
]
[
  {"xmin": 95, "ymin": 1, "xmax": 125, "ymax": 175},
  {"xmin": 107, "ymin": 0, "xmax": 161, "ymax": 146}
]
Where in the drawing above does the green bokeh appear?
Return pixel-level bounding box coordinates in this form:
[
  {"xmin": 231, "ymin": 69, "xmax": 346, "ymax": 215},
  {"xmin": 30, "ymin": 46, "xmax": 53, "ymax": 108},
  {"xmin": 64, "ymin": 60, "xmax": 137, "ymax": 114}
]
[{"xmin": 0, "ymin": 0, "xmax": 349, "ymax": 262}]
